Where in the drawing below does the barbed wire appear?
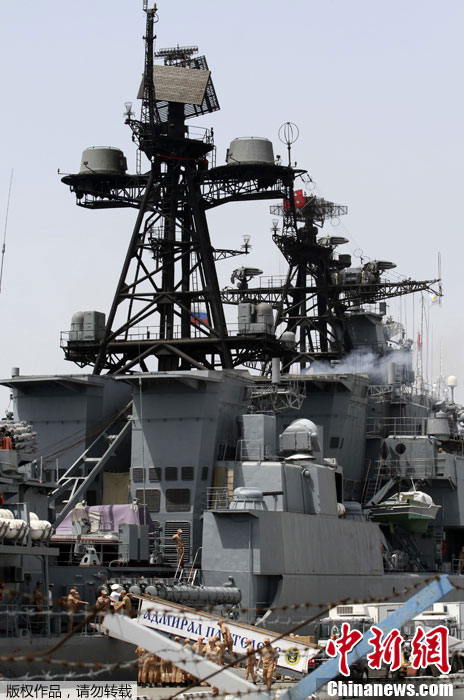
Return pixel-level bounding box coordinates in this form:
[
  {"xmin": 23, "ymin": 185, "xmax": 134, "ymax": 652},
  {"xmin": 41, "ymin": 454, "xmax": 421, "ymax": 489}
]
[
  {"xmin": 129, "ymin": 573, "xmax": 464, "ymax": 696},
  {"xmin": 3, "ymin": 572, "xmax": 463, "ymax": 690},
  {"xmin": 166, "ymin": 576, "xmax": 448, "ymax": 700},
  {"xmin": 137, "ymin": 675, "xmax": 464, "ymax": 700}
]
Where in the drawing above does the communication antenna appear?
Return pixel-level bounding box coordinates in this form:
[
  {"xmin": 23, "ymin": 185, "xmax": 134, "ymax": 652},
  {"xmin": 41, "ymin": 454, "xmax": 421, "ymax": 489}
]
[
  {"xmin": 438, "ymin": 251, "xmax": 443, "ymax": 307},
  {"xmin": 448, "ymin": 375, "xmax": 457, "ymax": 403},
  {"xmin": 0, "ymin": 169, "xmax": 13, "ymax": 294},
  {"xmin": 278, "ymin": 122, "xmax": 299, "ymax": 167},
  {"xmin": 353, "ymin": 247, "xmax": 364, "ymax": 265},
  {"xmin": 241, "ymin": 235, "xmax": 251, "ymax": 254},
  {"xmin": 301, "ymin": 172, "xmax": 315, "ymax": 191},
  {"xmin": 143, "ymin": 0, "xmax": 158, "ymax": 18},
  {"xmin": 124, "ymin": 101, "xmax": 134, "ymax": 120}
]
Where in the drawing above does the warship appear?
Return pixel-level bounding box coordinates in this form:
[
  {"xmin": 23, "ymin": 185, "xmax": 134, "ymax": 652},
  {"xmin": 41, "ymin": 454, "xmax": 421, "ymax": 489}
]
[{"xmin": 1, "ymin": 3, "xmax": 463, "ymax": 671}]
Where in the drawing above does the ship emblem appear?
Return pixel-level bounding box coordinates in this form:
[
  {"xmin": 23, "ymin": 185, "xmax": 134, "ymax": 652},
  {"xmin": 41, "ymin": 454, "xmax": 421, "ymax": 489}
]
[{"xmin": 284, "ymin": 648, "xmax": 301, "ymax": 665}]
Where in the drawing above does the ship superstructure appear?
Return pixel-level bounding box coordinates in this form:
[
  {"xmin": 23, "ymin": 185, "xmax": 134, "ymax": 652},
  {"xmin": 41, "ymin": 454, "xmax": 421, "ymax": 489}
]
[{"xmin": 1, "ymin": 2, "xmax": 463, "ymax": 644}]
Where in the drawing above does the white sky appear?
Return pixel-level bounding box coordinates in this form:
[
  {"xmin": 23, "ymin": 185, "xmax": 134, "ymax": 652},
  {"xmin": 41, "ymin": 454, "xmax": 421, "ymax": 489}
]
[{"xmin": 0, "ymin": 0, "xmax": 462, "ymax": 409}]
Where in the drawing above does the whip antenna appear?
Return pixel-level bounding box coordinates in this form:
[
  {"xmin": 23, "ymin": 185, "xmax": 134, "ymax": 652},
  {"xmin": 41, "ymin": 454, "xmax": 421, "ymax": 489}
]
[{"xmin": 0, "ymin": 169, "xmax": 14, "ymax": 294}]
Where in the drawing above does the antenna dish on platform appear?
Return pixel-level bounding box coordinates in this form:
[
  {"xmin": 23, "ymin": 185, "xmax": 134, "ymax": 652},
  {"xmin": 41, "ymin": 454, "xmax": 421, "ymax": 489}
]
[
  {"xmin": 318, "ymin": 235, "xmax": 349, "ymax": 248},
  {"xmin": 231, "ymin": 266, "xmax": 263, "ymax": 290}
]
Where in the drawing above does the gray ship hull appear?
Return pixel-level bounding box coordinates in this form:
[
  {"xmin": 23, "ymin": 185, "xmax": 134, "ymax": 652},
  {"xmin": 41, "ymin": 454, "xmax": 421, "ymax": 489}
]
[{"xmin": 0, "ymin": 635, "xmax": 136, "ymax": 680}]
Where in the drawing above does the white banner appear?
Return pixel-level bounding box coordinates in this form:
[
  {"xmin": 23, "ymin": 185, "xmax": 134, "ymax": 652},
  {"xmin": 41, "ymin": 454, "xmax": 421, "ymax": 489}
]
[{"xmin": 137, "ymin": 597, "xmax": 316, "ymax": 674}]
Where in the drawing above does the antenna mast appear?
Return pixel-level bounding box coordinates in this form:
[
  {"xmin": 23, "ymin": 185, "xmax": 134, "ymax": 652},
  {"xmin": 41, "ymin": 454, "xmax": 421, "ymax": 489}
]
[
  {"xmin": 0, "ymin": 169, "xmax": 13, "ymax": 294},
  {"xmin": 60, "ymin": 8, "xmax": 442, "ymax": 377}
]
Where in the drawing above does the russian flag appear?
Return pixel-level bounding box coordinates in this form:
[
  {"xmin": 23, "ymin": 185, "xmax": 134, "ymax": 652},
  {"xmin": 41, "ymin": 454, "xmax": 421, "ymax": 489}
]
[{"xmin": 191, "ymin": 310, "xmax": 210, "ymax": 327}]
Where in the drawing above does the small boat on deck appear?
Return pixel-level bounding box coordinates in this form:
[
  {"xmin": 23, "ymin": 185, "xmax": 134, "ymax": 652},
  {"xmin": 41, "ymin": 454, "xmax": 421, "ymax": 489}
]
[{"xmin": 370, "ymin": 490, "xmax": 441, "ymax": 534}]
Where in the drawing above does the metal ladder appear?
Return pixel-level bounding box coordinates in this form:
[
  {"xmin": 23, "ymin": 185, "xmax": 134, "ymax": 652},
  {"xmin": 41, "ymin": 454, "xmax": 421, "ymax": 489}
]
[
  {"xmin": 176, "ymin": 547, "xmax": 202, "ymax": 584},
  {"xmin": 49, "ymin": 402, "xmax": 132, "ymax": 529}
]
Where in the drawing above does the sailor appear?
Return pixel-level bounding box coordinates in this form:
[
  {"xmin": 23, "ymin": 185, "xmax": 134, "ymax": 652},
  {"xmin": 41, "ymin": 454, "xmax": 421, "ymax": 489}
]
[
  {"xmin": 114, "ymin": 589, "xmax": 132, "ymax": 616},
  {"xmin": 32, "ymin": 581, "xmax": 44, "ymax": 633},
  {"xmin": 96, "ymin": 589, "xmax": 111, "ymax": 626},
  {"xmin": 244, "ymin": 638, "xmax": 257, "ymax": 683},
  {"xmin": 218, "ymin": 619, "xmax": 235, "ymax": 661},
  {"xmin": 172, "ymin": 528, "xmax": 184, "ymax": 567},
  {"xmin": 47, "ymin": 583, "xmax": 56, "ymax": 634},
  {"xmin": 143, "ymin": 652, "xmax": 162, "ymax": 687},
  {"xmin": 257, "ymin": 638, "xmax": 278, "ymax": 691},
  {"xmin": 206, "ymin": 636, "xmax": 222, "ymax": 697},
  {"xmin": 47, "ymin": 583, "xmax": 54, "ymax": 608},
  {"xmin": 135, "ymin": 646, "xmax": 148, "ymax": 686},
  {"xmin": 192, "ymin": 636, "xmax": 207, "ymax": 686},
  {"xmin": 66, "ymin": 587, "xmax": 89, "ymax": 632},
  {"xmin": 109, "ymin": 583, "xmax": 121, "ymax": 608},
  {"xmin": 214, "ymin": 640, "xmax": 226, "ymax": 666},
  {"xmin": 161, "ymin": 654, "xmax": 173, "ymax": 687},
  {"xmin": 192, "ymin": 636, "xmax": 205, "ymax": 655},
  {"xmin": 182, "ymin": 638, "xmax": 194, "ymax": 685},
  {"xmin": 33, "ymin": 581, "xmax": 43, "ymax": 611},
  {"xmin": 205, "ymin": 635, "xmax": 219, "ymax": 657},
  {"xmin": 171, "ymin": 637, "xmax": 184, "ymax": 686}
]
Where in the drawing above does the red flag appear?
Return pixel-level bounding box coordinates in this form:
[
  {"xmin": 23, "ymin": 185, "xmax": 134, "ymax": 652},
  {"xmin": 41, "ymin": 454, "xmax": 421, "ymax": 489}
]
[
  {"xmin": 294, "ymin": 189, "xmax": 306, "ymax": 208},
  {"xmin": 283, "ymin": 190, "xmax": 306, "ymax": 210}
]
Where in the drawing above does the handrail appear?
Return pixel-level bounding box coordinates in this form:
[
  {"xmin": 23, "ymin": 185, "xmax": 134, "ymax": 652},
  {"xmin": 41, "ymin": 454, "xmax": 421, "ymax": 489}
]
[{"xmin": 188, "ymin": 546, "xmax": 202, "ymax": 584}]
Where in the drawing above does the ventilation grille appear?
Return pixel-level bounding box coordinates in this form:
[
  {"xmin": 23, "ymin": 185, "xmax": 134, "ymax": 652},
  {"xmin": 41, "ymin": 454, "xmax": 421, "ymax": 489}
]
[
  {"xmin": 149, "ymin": 467, "xmax": 161, "ymax": 482},
  {"xmin": 201, "ymin": 467, "xmax": 208, "ymax": 481},
  {"xmin": 132, "ymin": 467, "xmax": 144, "ymax": 483},
  {"xmin": 164, "ymin": 521, "xmax": 191, "ymax": 564},
  {"xmin": 166, "ymin": 489, "xmax": 190, "ymax": 512},
  {"xmin": 181, "ymin": 467, "xmax": 194, "ymax": 481},
  {"xmin": 135, "ymin": 488, "xmax": 160, "ymax": 512},
  {"xmin": 165, "ymin": 467, "xmax": 178, "ymax": 481},
  {"xmin": 336, "ymin": 606, "xmax": 353, "ymax": 615}
]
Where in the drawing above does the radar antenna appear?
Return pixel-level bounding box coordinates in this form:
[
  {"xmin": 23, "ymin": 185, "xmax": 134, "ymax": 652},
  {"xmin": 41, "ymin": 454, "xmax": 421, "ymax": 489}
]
[
  {"xmin": 60, "ymin": 8, "xmax": 439, "ymax": 378},
  {"xmin": 155, "ymin": 45, "xmax": 199, "ymax": 65}
]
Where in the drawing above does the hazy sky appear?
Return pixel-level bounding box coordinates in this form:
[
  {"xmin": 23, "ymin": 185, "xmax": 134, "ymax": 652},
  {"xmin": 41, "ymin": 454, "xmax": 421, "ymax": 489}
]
[{"xmin": 0, "ymin": 0, "xmax": 462, "ymax": 409}]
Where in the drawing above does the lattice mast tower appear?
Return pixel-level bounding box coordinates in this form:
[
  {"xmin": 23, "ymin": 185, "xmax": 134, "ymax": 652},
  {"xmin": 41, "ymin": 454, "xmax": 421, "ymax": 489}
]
[
  {"xmin": 61, "ymin": 4, "xmax": 440, "ymax": 376},
  {"xmin": 62, "ymin": 4, "xmax": 301, "ymax": 375}
]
